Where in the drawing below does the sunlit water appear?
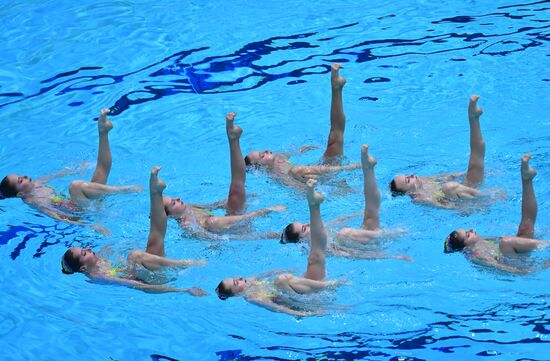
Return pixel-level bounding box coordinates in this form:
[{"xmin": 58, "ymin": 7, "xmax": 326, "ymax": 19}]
[{"xmin": 0, "ymin": 1, "xmax": 549, "ymax": 360}]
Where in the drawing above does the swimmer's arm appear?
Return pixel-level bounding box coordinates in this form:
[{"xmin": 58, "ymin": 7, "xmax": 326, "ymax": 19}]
[
  {"xmin": 279, "ymin": 145, "xmax": 319, "ymax": 159},
  {"xmin": 309, "ymin": 163, "xmax": 361, "ymax": 175},
  {"xmin": 326, "ymin": 211, "xmax": 363, "ymax": 227},
  {"xmin": 410, "ymin": 194, "xmax": 459, "ymax": 210},
  {"xmin": 247, "ymin": 297, "xmax": 322, "ymax": 317},
  {"xmin": 295, "ymin": 145, "xmax": 320, "ymax": 154},
  {"xmin": 36, "ymin": 163, "xmax": 91, "ymax": 184},
  {"xmin": 190, "ymin": 199, "xmax": 227, "ymax": 211},
  {"xmin": 432, "ymin": 172, "xmax": 464, "ymax": 181},
  {"xmin": 292, "ymin": 163, "xmax": 361, "ymax": 179},
  {"xmin": 254, "ymin": 269, "xmax": 293, "ymax": 280},
  {"xmin": 472, "ymin": 256, "xmax": 532, "ymax": 275},
  {"xmin": 93, "ymin": 275, "xmax": 208, "ymax": 295},
  {"xmin": 40, "ymin": 208, "xmax": 110, "ymax": 235}
]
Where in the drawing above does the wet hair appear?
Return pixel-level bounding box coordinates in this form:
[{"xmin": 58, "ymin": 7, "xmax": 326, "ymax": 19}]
[
  {"xmin": 215, "ymin": 280, "xmax": 233, "ymax": 300},
  {"xmin": 280, "ymin": 223, "xmax": 300, "ymax": 244},
  {"xmin": 389, "ymin": 179, "xmax": 406, "ymax": 197},
  {"xmin": 244, "ymin": 156, "xmax": 252, "ymax": 166},
  {"xmin": 0, "ymin": 176, "xmax": 17, "ymax": 199},
  {"xmin": 61, "ymin": 249, "xmax": 80, "ymax": 274},
  {"xmin": 444, "ymin": 231, "xmax": 465, "ymax": 253}
]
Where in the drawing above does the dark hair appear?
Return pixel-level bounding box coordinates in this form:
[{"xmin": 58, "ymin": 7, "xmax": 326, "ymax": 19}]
[
  {"xmin": 215, "ymin": 280, "xmax": 233, "ymax": 300},
  {"xmin": 444, "ymin": 231, "xmax": 465, "ymax": 253},
  {"xmin": 389, "ymin": 179, "xmax": 406, "ymax": 197},
  {"xmin": 61, "ymin": 249, "xmax": 80, "ymax": 274},
  {"xmin": 0, "ymin": 176, "xmax": 17, "ymax": 199},
  {"xmin": 244, "ymin": 156, "xmax": 252, "ymax": 166},
  {"xmin": 280, "ymin": 223, "xmax": 300, "ymax": 244}
]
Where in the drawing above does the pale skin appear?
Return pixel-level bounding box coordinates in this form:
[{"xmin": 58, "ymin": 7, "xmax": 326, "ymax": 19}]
[
  {"xmin": 392, "ymin": 95, "xmax": 485, "ymax": 208},
  {"xmin": 219, "ymin": 180, "xmax": 340, "ymax": 316},
  {"xmin": 245, "ymin": 64, "xmax": 360, "ymax": 187},
  {"xmin": 64, "ymin": 167, "xmax": 206, "ymax": 295},
  {"xmin": 451, "ymin": 154, "xmax": 548, "ymax": 274},
  {"xmin": 284, "ymin": 145, "xmax": 411, "ymax": 261},
  {"xmin": 2, "ymin": 108, "xmax": 142, "ymax": 232},
  {"xmin": 164, "ymin": 112, "xmax": 286, "ymax": 236}
]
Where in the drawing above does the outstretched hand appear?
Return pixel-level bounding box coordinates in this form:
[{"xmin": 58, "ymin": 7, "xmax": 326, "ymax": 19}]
[{"xmin": 185, "ymin": 287, "xmax": 208, "ymax": 297}]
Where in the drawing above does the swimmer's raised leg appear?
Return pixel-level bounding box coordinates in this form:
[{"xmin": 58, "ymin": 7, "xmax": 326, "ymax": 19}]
[
  {"xmin": 464, "ymin": 95, "xmax": 485, "ymax": 186},
  {"xmin": 517, "ymin": 153, "xmax": 537, "ymax": 239},
  {"xmin": 92, "ymin": 108, "xmax": 113, "ymax": 184},
  {"xmin": 303, "ymin": 179, "xmax": 327, "ymax": 281},
  {"xmin": 69, "ymin": 109, "xmax": 142, "ymax": 202},
  {"xmin": 361, "ymin": 144, "xmax": 381, "ymax": 230},
  {"xmin": 226, "ymin": 112, "xmax": 246, "ymax": 215},
  {"xmin": 274, "ymin": 180, "xmax": 334, "ymax": 294},
  {"xmin": 204, "ymin": 205, "xmax": 286, "ymax": 233},
  {"xmin": 323, "ymin": 63, "xmax": 347, "ymax": 159},
  {"xmin": 145, "ymin": 166, "xmax": 168, "ymax": 257},
  {"xmin": 133, "ymin": 167, "xmax": 205, "ymax": 270}
]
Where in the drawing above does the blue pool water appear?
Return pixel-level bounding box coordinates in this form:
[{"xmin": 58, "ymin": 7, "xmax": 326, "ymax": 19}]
[{"xmin": 1, "ymin": 0, "xmax": 549, "ymax": 359}]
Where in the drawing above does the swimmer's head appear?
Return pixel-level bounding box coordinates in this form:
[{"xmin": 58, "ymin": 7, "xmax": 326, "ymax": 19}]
[
  {"xmin": 390, "ymin": 174, "xmax": 420, "ymax": 196},
  {"xmin": 163, "ymin": 196, "xmax": 186, "ymax": 217},
  {"xmin": 245, "ymin": 150, "xmax": 275, "ymax": 167},
  {"xmin": 280, "ymin": 222, "xmax": 310, "ymax": 244},
  {"xmin": 0, "ymin": 174, "xmax": 34, "ymax": 199},
  {"xmin": 444, "ymin": 228, "xmax": 480, "ymax": 253},
  {"xmin": 215, "ymin": 277, "xmax": 248, "ymax": 300},
  {"xmin": 61, "ymin": 247, "xmax": 100, "ymax": 274}
]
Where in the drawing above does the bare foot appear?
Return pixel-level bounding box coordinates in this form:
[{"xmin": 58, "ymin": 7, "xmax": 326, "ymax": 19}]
[
  {"xmin": 331, "ymin": 63, "xmax": 346, "ymax": 89},
  {"xmin": 468, "ymin": 95, "xmax": 483, "ymax": 119},
  {"xmin": 226, "ymin": 112, "xmax": 242, "ymax": 140},
  {"xmin": 150, "ymin": 166, "xmax": 166, "ymax": 193},
  {"xmin": 361, "ymin": 144, "xmax": 377, "ymax": 170},
  {"xmin": 306, "ymin": 179, "xmax": 324, "ymax": 206},
  {"xmin": 521, "ymin": 153, "xmax": 537, "ymax": 181},
  {"xmin": 98, "ymin": 108, "xmax": 113, "ymax": 134}
]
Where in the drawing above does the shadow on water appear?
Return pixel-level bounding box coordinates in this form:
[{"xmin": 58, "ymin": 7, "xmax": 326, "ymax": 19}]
[
  {"xmin": 0, "ymin": 1, "xmax": 548, "ymax": 115},
  {"xmin": 139, "ymin": 297, "xmax": 550, "ymax": 360},
  {"xmin": 0, "ymin": 221, "xmax": 94, "ymax": 260}
]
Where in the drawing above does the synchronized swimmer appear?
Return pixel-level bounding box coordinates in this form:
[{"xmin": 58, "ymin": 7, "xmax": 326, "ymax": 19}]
[
  {"xmin": 244, "ymin": 64, "xmax": 360, "ymax": 187},
  {"xmin": 216, "ymin": 179, "xmax": 342, "ymax": 316},
  {"xmin": 163, "ymin": 112, "xmax": 286, "ymax": 238},
  {"xmin": 282, "ymin": 145, "xmax": 410, "ymax": 262},
  {"xmin": 390, "ymin": 95, "xmax": 487, "ymax": 209},
  {"xmin": 444, "ymin": 154, "xmax": 548, "ymax": 273},
  {"xmin": 2, "ymin": 63, "xmax": 548, "ymax": 312},
  {"xmin": 0, "ymin": 109, "xmax": 142, "ymax": 233},
  {"xmin": 61, "ymin": 166, "xmax": 206, "ymax": 295}
]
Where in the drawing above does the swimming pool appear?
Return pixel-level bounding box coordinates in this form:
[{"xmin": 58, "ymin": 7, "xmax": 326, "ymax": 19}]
[{"xmin": 1, "ymin": 0, "xmax": 549, "ymax": 359}]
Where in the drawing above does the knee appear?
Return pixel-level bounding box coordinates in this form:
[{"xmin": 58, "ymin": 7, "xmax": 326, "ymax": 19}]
[
  {"xmin": 128, "ymin": 250, "xmax": 145, "ymax": 264},
  {"xmin": 69, "ymin": 180, "xmax": 86, "ymax": 197},
  {"xmin": 499, "ymin": 237, "xmax": 516, "ymax": 254},
  {"xmin": 274, "ymin": 273, "xmax": 292, "ymax": 287}
]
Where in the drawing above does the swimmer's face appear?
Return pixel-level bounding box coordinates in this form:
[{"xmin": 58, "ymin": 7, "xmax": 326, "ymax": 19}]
[
  {"xmin": 393, "ymin": 174, "xmax": 420, "ymax": 193},
  {"xmin": 221, "ymin": 277, "xmax": 248, "ymax": 296},
  {"xmin": 163, "ymin": 196, "xmax": 186, "ymax": 217},
  {"xmin": 5, "ymin": 174, "xmax": 34, "ymax": 196},
  {"xmin": 69, "ymin": 247, "xmax": 99, "ymax": 272},
  {"xmin": 290, "ymin": 222, "xmax": 310, "ymax": 241},
  {"xmin": 246, "ymin": 150, "xmax": 275, "ymax": 166},
  {"xmin": 455, "ymin": 228, "xmax": 480, "ymax": 246}
]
